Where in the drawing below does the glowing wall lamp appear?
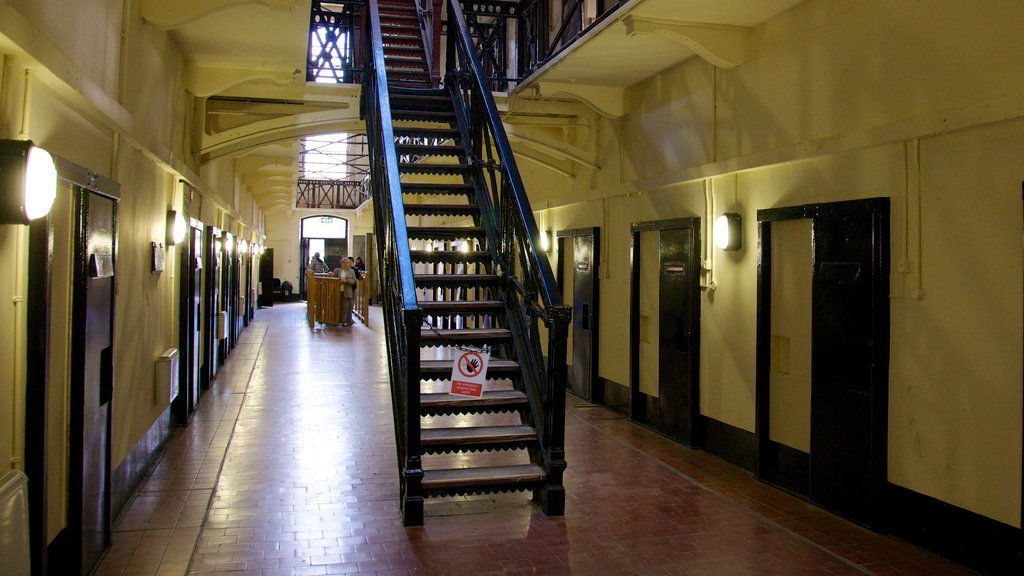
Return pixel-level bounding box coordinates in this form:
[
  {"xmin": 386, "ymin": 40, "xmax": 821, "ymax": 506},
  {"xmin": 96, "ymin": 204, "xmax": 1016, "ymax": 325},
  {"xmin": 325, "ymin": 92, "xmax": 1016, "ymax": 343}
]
[
  {"xmin": 539, "ymin": 230, "xmax": 551, "ymax": 253},
  {"xmin": 167, "ymin": 209, "xmax": 187, "ymax": 245},
  {"xmin": 238, "ymin": 239, "xmax": 248, "ymax": 255},
  {"xmin": 0, "ymin": 140, "xmax": 57, "ymax": 224},
  {"xmin": 223, "ymin": 233, "xmax": 234, "ymax": 253},
  {"xmin": 714, "ymin": 213, "xmax": 742, "ymax": 251}
]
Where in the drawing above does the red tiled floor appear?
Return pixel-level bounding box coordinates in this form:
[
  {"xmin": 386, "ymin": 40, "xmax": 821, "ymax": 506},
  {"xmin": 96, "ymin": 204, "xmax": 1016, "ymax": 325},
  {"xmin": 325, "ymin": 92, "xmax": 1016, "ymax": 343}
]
[{"xmin": 95, "ymin": 303, "xmax": 973, "ymax": 575}]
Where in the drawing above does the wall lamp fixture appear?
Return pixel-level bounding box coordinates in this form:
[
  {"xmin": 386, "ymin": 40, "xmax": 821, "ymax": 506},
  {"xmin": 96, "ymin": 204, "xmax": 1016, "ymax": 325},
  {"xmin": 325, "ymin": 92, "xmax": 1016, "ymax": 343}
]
[
  {"xmin": 0, "ymin": 140, "xmax": 57, "ymax": 224},
  {"xmin": 223, "ymin": 233, "xmax": 234, "ymax": 253},
  {"xmin": 540, "ymin": 230, "xmax": 551, "ymax": 254},
  {"xmin": 714, "ymin": 213, "xmax": 742, "ymax": 251},
  {"xmin": 167, "ymin": 209, "xmax": 187, "ymax": 245}
]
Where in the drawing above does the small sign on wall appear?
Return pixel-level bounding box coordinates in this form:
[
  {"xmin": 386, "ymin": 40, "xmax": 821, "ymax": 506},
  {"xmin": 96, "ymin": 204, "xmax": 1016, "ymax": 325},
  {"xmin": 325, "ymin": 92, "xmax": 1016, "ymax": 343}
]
[{"xmin": 152, "ymin": 241, "xmax": 165, "ymax": 273}]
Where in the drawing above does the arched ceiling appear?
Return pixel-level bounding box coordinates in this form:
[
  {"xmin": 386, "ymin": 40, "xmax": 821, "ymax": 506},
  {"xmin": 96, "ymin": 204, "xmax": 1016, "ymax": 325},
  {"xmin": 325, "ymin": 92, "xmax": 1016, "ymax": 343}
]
[{"xmin": 141, "ymin": 0, "xmax": 360, "ymax": 214}]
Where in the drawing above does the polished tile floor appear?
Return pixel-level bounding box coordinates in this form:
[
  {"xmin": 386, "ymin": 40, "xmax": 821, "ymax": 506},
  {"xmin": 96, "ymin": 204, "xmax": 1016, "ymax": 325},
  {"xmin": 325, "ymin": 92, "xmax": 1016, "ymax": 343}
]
[{"xmin": 95, "ymin": 303, "xmax": 972, "ymax": 576}]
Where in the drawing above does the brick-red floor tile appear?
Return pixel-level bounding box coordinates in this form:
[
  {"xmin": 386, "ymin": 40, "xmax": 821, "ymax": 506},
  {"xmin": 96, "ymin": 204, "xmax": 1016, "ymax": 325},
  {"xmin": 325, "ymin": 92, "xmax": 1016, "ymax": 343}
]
[{"xmin": 94, "ymin": 303, "xmax": 972, "ymax": 576}]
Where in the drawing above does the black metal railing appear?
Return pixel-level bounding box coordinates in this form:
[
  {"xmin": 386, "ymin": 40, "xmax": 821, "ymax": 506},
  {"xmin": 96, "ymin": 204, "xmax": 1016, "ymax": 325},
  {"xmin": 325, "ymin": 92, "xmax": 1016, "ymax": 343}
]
[
  {"xmin": 445, "ymin": 0, "xmax": 571, "ymax": 510},
  {"xmin": 295, "ymin": 179, "xmax": 369, "ymax": 209},
  {"xmin": 432, "ymin": 0, "xmax": 630, "ymax": 91},
  {"xmin": 308, "ymin": 0, "xmax": 366, "ymax": 84},
  {"xmin": 363, "ymin": 0, "xmax": 425, "ymax": 525}
]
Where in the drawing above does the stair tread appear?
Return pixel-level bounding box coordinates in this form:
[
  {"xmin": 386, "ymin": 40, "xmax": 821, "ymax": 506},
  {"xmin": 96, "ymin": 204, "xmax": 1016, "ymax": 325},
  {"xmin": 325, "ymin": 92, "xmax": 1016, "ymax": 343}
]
[
  {"xmin": 419, "ymin": 299, "xmax": 504, "ymax": 310},
  {"xmin": 399, "ymin": 163, "xmax": 468, "ymax": 172},
  {"xmin": 421, "ymin": 389, "xmax": 527, "ymax": 405},
  {"xmin": 397, "ymin": 145, "xmax": 463, "ymax": 156},
  {"xmin": 421, "ymin": 464, "xmax": 545, "ymax": 489},
  {"xmin": 421, "ymin": 424, "xmax": 536, "ymax": 443},
  {"xmin": 408, "ymin": 225, "xmax": 484, "ymax": 233},
  {"xmin": 414, "ymin": 273, "xmax": 500, "ymax": 282},
  {"xmin": 401, "ymin": 182, "xmax": 473, "ymax": 190},
  {"xmin": 420, "ymin": 328, "xmax": 512, "ymax": 341},
  {"xmin": 404, "ymin": 202, "xmax": 478, "ymax": 211},
  {"xmin": 421, "ymin": 358, "xmax": 519, "ymax": 372}
]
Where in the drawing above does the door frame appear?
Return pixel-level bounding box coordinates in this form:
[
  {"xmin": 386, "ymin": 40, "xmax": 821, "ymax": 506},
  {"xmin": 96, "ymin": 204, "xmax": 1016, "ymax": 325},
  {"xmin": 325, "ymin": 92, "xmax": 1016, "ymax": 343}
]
[
  {"xmin": 25, "ymin": 158, "xmax": 120, "ymax": 575},
  {"xmin": 629, "ymin": 217, "xmax": 702, "ymax": 444},
  {"xmin": 556, "ymin": 227, "xmax": 602, "ymax": 402},
  {"xmin": 755, "ymin": 198, "xmax": 890, "ymax": 527}
]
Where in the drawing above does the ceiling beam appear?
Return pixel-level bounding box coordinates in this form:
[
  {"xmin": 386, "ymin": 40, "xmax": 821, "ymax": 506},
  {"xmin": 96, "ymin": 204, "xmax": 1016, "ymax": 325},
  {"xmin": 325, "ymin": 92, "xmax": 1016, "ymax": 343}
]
[{"xmin": 624, "ymin": 16, "xmax": 752, "ymax": 69}]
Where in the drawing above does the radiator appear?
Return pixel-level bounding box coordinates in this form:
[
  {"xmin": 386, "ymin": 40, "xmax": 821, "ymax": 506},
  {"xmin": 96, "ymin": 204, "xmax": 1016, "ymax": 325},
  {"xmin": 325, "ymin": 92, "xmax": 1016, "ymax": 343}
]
[{"xmin": 155, "ymin": 347, "xmax": 180, "ymax": 405}]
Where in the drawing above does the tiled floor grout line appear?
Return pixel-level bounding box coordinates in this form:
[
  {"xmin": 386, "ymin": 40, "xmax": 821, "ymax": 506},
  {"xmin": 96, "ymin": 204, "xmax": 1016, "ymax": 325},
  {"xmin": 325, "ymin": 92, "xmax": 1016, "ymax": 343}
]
[
  {"xmin": 181, "ymin": 324, "xmax": 270, "ymax": 576},
  {"xmin": 564, "ymin": 408, "xmax": 876, "ymax": 575}
]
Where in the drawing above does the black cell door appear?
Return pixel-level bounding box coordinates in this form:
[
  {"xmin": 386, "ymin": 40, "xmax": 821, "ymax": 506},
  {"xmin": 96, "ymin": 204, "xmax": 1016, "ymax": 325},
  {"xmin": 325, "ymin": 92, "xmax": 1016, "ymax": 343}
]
[
  {"xmin": 202, "ymin": 228, "xmax": 220, "ymax": 385},
  {"xmin": 259, "ymin": 247, "xmax": 274, "ymax": 307},
  {"xmin": 70, "ymin": 189, "xmax": 116, "ymax": 576},
  {"xmin": 810, "ymin": 208, "xmax": 888, "ymax": 526},
  {"xmin": 658, "ymin": 226, "xmax": 700, "ymax": 445},
  {"xmin": 756, "ymin": 198, "xmax": 889, "ymax": 529},
  {"xmin": 175, "ymin": 224, "xmax": 203, "ymax": 424},
  {"xmin": 560, "ymin": 228, "xmax": 601, "ymax": 402},
  {"xmin": 630, "ymin": 219, "xmax": 701, "ymax": 447}
]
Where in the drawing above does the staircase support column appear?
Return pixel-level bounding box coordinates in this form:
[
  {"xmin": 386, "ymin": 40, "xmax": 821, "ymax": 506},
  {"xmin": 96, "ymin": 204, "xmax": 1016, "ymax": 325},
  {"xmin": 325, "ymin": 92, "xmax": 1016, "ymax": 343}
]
[
  {"xmin": 402, "ymin": 308, "xmax": 425, "ymax": 526},
  {"xmin": 541, "ymin": 305, "xmax": 572, "ymax": 516}
]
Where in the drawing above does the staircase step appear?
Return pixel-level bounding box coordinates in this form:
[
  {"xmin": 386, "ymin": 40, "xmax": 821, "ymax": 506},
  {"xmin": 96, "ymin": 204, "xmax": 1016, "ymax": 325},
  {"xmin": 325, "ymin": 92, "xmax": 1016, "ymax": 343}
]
[
  {"xmin": 401, "ymin": 182, "xmax": 474, "ymax": 196},
  {"xmin": 384, "ymin": 44, "xmax": 425, "ymax": 55},
  {"xmin": 410, "ymin": 249, "xmax": 491, "ymax": 265},
  {"xmin": 380, "ymin": 22, "xmax": 421, "ymax": 32},
  {"xmin": 419, "ymin": 300, "xmax": 505, "ymax": 316},
  {"xmin": 411, "ymin": 248, "xmax": 490, "ymax": 263},
  {"xmin": 421, "ymin": 358, "xmax": 520, "ymax": 378},
  {"xmin": 414, "ymin": 273, "xmax": 500, "ymax": 288},
  {"xmin": 380, "ymin": 13, "xmax": 419, "ymax": 22},
  {"xmin": 404, "ymin": 203, "xmax": 478, "ymax": 217},
  {"xmin": 385, "ymin": 54, "xmax": 427, "ymax": 66},
  {"xmin": 421, "ymin": 464, "xmax": 545, "ymax": 493},
  {"xmin": 421, "ymin": 390, "xmax": 528, "ymax": 415},
  {"xmin": 398, "ymin": 162, "xmax": 468, "ymax": 175},
  {"xmin": 392, "ymin": 110, "xmax": 455, "ymax": 123},
  {"xmin": 407, "ymin": 226, "xmax": 485, "ymax": 241},
  {"xmin": 421, "ymin": 425, "xmax": 537, "ymax": 450},
  {"xmin": 397, "ymin": 144, "xmax": 463, "ymax": 158},
  {"xmin": 394, "ymin": 126, "xmax": 460, "ymax": 141},
  {"xmin": 421, "ymin": 327, "xmax": 512, "ymax": 346}
]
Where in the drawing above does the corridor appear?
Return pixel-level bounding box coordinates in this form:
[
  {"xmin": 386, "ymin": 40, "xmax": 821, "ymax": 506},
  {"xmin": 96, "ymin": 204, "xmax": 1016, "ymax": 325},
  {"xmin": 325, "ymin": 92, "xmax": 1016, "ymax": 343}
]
[{"xmin": 95, "ymin": 303, "xmax": 970, "ymax": 576}]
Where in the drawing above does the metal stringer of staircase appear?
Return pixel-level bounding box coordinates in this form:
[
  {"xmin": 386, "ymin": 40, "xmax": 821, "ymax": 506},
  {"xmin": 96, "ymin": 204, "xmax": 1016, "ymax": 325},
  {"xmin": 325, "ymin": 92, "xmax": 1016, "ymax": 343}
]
[{"xmin": 362, "ymin": 0, "xmax": 571, "ymax": 526}]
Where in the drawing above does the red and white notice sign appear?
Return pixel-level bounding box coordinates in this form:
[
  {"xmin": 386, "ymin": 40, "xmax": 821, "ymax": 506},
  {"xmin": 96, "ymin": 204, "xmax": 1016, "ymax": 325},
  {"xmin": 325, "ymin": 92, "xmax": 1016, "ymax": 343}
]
[{"xmin": 449, "ymin": 349, "xmax": 490, "ymax": 398}]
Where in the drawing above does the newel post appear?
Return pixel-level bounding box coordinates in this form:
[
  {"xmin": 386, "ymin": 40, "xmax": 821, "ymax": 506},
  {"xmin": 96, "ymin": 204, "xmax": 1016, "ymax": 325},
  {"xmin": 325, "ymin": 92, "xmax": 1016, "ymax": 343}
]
[
  {"xmin": 541, "ymin": 305, "xmax": 571, "ymax": 515},
  {"xmin": 402, "ymin": 308, "xmax": 424, "ymax": 525}
]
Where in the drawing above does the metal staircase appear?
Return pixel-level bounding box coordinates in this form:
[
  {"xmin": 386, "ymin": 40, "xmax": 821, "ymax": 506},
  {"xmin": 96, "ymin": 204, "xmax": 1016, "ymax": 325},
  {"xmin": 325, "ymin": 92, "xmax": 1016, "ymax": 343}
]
[{"xmin": 363, "ymin": 0, "xmax": 570, "ymax": 525}]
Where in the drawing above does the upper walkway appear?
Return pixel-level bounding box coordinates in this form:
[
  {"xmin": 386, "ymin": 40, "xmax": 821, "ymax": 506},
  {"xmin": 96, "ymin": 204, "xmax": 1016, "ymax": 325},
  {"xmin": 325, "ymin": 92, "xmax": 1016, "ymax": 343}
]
[{"xmin": 96, "ymin": 303, "xmax": 969, "ymax": 575}]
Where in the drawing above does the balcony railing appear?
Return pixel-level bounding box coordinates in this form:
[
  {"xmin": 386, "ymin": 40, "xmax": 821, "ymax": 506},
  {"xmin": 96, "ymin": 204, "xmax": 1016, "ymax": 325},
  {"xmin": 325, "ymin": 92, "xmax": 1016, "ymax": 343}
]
[{"xmin": 308, "ymin": 1, "xmax": 630, "ymax": 90}]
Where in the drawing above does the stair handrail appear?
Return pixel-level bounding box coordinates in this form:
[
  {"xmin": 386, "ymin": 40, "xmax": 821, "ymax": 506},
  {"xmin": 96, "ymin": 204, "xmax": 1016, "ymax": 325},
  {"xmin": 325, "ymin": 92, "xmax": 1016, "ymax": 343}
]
[
  {"xmin": 413, "ymin": 0, "xmax": 444, "ymax": 86},
  {"xmin": 363, "ymin": 0, "xmax": 425, "ymax": 524},
  {"xmin": 446, "ymin": 0, "xmax": 570, "ymax": 513}
]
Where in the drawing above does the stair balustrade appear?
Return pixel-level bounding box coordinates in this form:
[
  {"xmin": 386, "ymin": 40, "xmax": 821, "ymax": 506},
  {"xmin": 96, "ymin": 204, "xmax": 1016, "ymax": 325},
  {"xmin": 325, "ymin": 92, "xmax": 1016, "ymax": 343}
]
[
  {"xmin": 365, "ymin": 0, "xmax": 570, "ymax": 526},
  {"xmin": 363, "ymin": 0, "xmax": 426, "ymax": 525},
  {"xmin": 443, "ymin": 0, "xmax": 572, "ymax": 516}
]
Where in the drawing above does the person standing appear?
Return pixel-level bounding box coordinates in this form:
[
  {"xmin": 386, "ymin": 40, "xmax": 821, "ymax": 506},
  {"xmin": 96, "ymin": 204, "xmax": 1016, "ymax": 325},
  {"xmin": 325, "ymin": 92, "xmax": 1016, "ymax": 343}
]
[
  {"xmin": 352, "ymin": 256, "xmax": 366, "ymax": 280},
  {"xmin": 336, "ymin": 257, "xmax": 357, "ymax": 326},
  {"xmin": 309, "ymin": 252, "xmax": 329, "ymax": 274}
]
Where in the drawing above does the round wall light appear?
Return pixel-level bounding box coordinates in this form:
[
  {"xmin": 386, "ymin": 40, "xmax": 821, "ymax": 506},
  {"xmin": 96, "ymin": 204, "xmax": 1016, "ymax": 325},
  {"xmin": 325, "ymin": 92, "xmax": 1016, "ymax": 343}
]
[
  {"xmin": 0, "ymin": 140, "xmax": 57, "ymax": 224},
  {"xmin": 714, "ymin": 213, "xmax": 742, "ymax": 251}
]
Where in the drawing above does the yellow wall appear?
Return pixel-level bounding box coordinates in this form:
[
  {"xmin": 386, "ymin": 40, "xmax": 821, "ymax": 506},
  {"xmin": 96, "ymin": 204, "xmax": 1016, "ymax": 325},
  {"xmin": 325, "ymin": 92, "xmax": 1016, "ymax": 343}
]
[
  {"xmin": 528, "ymin": 0, "xmax": 1024, "ymax": 527},
  {"xmin": 0, "ymin": 0, "xmax": 263, "ymax": 544}
]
